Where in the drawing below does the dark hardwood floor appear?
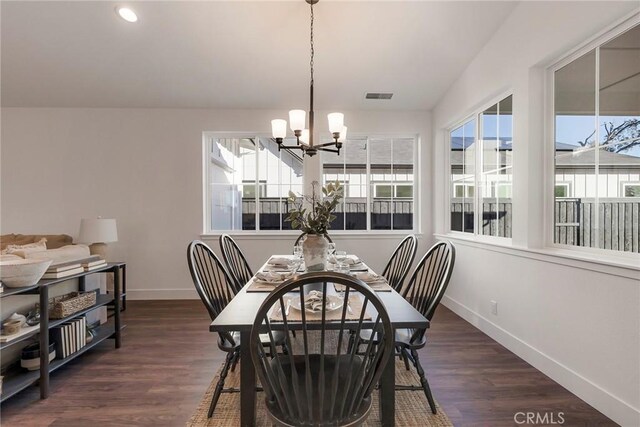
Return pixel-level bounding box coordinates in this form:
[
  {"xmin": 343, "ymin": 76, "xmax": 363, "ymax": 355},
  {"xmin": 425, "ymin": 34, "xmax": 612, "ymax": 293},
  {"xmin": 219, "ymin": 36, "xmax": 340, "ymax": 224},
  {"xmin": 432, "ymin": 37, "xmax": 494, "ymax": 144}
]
[{"xmin": 1, "ymin": 301, "xmax": 615, "ymax": 426}]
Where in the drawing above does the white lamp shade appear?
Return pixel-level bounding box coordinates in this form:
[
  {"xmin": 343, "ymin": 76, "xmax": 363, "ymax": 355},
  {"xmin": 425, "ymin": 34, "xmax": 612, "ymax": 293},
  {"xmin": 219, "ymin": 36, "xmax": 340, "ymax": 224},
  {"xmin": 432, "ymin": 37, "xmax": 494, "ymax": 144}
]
[
  {"xmin": 300, "ymin": 129, "xmax": 310, "ymax": 144},
  {"xmin": 289, "ymin": 110, "xmax": 306, "ymax": 131},
  {"xmin": 271, "ymin": 119, "xmax": 287, "ymax": 138},
  {"xmin": 338, "ymin": 126, "xmax": 348, "ymax": 143},
  {"xmin": 78, "ymin": 218, "xmax": 118, "ymax": 244},
  {"xmin": 327, "ymin": 112, "xmax": 345, "ymax": 134}
]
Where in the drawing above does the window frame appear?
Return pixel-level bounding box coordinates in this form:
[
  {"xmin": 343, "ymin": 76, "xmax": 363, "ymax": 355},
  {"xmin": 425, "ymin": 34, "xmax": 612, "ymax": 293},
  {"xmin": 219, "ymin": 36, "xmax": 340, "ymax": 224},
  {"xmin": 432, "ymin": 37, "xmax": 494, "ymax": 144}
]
[
  {"xmin": 544, "ymin": 14, "xmax": 640, "ymax": 257},
  {"xmin": 202, "ymin": 132, "xmax": 303, "ymax": 235},
  {"xmin": 445, "ymin": 92, "xmax": 514, "ymax": 243},
  {"xmin": 321, "ymin": 134, "xmax": 420, "ymax": 234},
  {"xmin": 203, "ymin": 132, "xmax": 420, "ymax": 235}
]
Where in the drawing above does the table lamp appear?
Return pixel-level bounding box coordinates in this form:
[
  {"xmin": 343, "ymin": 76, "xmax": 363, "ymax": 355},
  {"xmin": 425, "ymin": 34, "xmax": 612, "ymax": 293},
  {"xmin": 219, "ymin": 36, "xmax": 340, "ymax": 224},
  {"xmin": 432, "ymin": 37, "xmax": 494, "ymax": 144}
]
[{"xmin": 78, "ymin": 217, "xmax": 118, "ymax": 259}]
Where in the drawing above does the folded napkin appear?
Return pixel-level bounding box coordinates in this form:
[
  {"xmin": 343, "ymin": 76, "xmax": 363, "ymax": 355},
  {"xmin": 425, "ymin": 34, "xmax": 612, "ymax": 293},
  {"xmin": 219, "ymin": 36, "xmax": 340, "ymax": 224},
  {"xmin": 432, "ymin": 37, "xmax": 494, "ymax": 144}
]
[
  {"xmin": 268, "ymin": 257, "xmax": 295, "ymax": 267},
  {"xmin": 353, "ymin": 271, "xmax": 387, "ymax": 284},
  {"xmin": 255, "ymin": 270, "xmax": 295, "ymax": 283},
  {"xmin": 304, "ymin": 290, "xmax": 328, "ymax": 313},
  {"xmin": 331, "ymin": 256, "xmax": 362, "ymax": 266},
  {"xmin": 342, "ymin": 256, "xmax": 362, "ymax": 266}
]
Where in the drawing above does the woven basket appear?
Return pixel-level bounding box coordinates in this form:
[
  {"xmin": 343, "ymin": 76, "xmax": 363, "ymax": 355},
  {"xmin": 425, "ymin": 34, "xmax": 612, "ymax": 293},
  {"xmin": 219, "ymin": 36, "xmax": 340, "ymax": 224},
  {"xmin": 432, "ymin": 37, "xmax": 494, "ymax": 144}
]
[{"xmin": 36, "ymin": 291, "xmax": 96, "ymax": 319}]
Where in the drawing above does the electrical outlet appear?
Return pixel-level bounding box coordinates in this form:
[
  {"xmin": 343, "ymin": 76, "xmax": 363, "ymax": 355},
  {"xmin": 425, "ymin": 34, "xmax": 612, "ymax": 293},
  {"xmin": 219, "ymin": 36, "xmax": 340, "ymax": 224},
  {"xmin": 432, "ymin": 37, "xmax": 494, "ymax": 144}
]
[{"xmin": 490, "ymin": 300, "xmax": 498, "ymax": 315}]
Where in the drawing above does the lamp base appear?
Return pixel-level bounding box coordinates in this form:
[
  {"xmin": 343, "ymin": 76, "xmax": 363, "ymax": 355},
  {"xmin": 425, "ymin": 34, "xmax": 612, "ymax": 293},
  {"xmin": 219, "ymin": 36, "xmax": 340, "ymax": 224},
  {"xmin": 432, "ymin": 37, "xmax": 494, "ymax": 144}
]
[{"xmin": 89, "ymin": 243, "xmax": 108, "ymax": 260}]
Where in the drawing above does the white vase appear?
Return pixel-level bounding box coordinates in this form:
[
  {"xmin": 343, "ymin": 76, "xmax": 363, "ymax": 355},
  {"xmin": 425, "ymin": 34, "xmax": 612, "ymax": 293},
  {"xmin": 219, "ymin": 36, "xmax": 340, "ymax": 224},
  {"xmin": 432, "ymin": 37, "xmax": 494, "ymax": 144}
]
[{"xmin": 302, "ymin": 234, "xmax": 329, "ymax": 272}]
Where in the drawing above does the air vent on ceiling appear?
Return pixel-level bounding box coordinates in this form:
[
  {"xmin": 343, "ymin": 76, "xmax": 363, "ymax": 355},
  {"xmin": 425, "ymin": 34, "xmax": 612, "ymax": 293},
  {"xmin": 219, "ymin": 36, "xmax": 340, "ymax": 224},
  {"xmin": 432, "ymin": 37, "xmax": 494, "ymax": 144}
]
[{"xmin": 365, "ymin": 92, "xmax": 393, "ymax": 100}]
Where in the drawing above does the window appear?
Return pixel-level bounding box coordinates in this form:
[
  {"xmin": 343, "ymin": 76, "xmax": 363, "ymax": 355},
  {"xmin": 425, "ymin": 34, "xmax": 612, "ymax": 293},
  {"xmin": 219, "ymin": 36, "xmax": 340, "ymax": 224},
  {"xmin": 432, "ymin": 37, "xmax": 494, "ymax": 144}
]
[
  {"xmin": 449, "ymin": 95, "xmax": 513, "ymax": 238},
  {"xmin": 322, "ymin": 136, "xmax": 417, "ymax": 231},
  {"xmin": 623, "ymin": 183, "xmax": 640, "ymax": 198},
  {"xmin": 205, "ymin": 135, "xmax": 303, "ymax": 232},
  {"xmin": 374, "ymin": 183, "xmax": 414, "ymax": 198},
  {"xmin": 453, "ymin": 183, "xmax": 475, "ymax": 198},
  {"xmin": 553, "ymin": 24, "xmax": 640, "ymax": 253},
  {"xmin": 554, "ymin": 183, "xmax": 571, "ymax": 198},
  {"xmin": 242, "ymin": 180, "xmax": 266, "ymax": 199}
]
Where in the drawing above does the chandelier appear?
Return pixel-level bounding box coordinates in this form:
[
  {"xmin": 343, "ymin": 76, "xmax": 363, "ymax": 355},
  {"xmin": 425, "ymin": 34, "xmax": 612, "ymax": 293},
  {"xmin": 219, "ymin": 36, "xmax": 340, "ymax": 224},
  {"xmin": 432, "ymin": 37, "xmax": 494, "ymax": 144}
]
[{"xmin": 270, "ymin": 0, "xmax": 347, "ymax": 157}]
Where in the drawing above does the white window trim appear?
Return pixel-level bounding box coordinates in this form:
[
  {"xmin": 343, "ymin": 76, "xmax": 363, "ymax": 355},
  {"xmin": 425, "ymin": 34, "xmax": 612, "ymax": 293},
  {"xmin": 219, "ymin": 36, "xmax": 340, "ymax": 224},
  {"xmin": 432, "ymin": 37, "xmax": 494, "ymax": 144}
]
[
  {"xmin": 202, "ymin": 132, "xmax": 420, "ymax": 236},
  {"xmin": 445, "ymin": 92, "xmax": 514, "ymax": 243},
  {"xmin": 434, "ymin": 233, "xmax": 639, "ymax": 280},
  {"xmin": 544, "ymin": 12, "xmax": 640, "ymax": 257}
]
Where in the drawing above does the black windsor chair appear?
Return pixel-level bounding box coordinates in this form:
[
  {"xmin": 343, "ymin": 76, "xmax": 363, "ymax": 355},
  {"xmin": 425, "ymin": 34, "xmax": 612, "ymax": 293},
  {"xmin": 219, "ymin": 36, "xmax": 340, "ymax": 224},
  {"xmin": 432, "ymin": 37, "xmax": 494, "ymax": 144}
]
[
  {"xmin": 187, "ymin": 240, "xmax": 287, "ymax": 418},
  {"xmin": 355, "ymin": 241, "xmax": 455, "ymax": 415},
  {"xmin": 250, "ymin": 272, "xmax": 394, "ymax": 426},
  {"xmin": 219, "ymin": 234, "xmax": 253, "ymax": 293},
  {"xmin": 381, "ymin": 234, "xmax": 418, "ymax": 292}
]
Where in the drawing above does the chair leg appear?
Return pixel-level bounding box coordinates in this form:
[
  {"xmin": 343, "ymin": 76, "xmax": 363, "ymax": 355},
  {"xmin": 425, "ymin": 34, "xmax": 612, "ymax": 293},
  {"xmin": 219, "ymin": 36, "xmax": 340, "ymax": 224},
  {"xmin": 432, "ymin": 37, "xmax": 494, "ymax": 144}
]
[
  {"xmin": 401, "ymin": 348, "xmax": 411, "ymax": 371},
  {"xmin": 208, "ymin": 351, "xmax": 234, "ymax": 418},
  {"xmin": 347, "ymin": 332, "xmax": 356, "ymax": 354},
  {"xmin": 230, "ymin": 350, "xmax": 239, "ymax": 373},
  {"xmin": 410, "ymin": 349, "xmax": 437, "ymax": 414}
]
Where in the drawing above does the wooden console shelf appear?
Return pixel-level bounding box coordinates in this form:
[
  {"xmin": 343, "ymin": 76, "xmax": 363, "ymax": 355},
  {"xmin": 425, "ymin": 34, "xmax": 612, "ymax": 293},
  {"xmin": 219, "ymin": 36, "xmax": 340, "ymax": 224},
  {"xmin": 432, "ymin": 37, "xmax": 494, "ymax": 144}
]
[{"xmin": 0, "ymin": 262, "xmax": 126, "ymax": 402}]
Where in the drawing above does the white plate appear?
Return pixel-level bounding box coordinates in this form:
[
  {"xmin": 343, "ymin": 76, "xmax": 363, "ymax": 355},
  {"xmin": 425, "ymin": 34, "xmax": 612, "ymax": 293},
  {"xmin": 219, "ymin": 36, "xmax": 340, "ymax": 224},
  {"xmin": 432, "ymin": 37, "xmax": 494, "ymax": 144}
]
[{"xmin": 290, "ymin": 294, "xmax": 343, "ymax": 313}]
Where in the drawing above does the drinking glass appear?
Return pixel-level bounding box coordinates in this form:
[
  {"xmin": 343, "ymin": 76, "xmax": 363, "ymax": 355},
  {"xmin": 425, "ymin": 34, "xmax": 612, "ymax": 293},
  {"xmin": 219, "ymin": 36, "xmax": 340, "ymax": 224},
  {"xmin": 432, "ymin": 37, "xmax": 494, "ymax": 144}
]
[
  {"xmin": 327, "ymin": 242, "xmax": 336, "ymax": 255},
  {"xmin": 293, "ymin": 244, "xmax": 304, "ymax": 271}
]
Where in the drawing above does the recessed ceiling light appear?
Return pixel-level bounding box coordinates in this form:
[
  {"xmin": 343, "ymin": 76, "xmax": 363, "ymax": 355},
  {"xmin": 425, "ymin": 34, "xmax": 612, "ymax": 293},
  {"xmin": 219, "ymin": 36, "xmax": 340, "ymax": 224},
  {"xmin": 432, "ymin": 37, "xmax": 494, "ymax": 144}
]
[{"xmin": 116, "ymin": 7, "xmax": 138, "ymax": 23}]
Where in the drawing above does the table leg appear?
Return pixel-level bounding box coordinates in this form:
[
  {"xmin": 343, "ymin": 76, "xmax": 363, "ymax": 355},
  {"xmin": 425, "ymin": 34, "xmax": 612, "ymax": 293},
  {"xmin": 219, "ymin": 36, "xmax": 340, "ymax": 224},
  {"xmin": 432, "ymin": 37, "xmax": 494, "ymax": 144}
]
[
  {"xmin": 240, "ymin": 330, "xmax": 256, "ymax": 427},
  {"xmin": 379, "ymin": 347, "xmax": 395, "ymax": 426},
  {"xmin": 113, "ymin": 266, "xmax": 121, "ymax": 348},
  {"xmin": 121, "ymin": 265, "xmax": 127, "ymax": 311},
  {"xmin": 39, "ymin": 285, "xmax": 49, "ymax": 399}
]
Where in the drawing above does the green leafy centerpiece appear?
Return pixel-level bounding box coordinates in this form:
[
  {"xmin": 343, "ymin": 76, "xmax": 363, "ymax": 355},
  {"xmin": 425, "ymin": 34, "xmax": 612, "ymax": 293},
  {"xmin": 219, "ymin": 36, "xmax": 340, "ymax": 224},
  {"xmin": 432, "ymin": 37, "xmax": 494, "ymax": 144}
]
[{"xmin": 286, "ymin": 180, "xmax": 344, "ymax": 271}]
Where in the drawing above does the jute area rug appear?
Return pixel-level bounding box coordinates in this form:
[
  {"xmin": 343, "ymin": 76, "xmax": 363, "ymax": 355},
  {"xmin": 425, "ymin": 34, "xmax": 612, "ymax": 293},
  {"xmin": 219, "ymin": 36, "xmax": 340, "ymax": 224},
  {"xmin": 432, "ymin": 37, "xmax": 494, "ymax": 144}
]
[{"xmin": 187, "ymin": 358, "xmax": 453, "ymax": 426}]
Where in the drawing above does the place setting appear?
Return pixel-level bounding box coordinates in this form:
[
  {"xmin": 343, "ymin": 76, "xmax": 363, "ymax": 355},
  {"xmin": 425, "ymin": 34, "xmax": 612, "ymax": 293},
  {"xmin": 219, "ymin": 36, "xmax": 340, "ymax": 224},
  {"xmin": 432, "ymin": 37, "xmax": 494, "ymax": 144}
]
[
  {"xmin": 269, "ymin": 290, "xmax": 370, "ymax": 322},
  {"xmin": 246, "ymin": 255, "xmax": 303, "ymax": 292}
]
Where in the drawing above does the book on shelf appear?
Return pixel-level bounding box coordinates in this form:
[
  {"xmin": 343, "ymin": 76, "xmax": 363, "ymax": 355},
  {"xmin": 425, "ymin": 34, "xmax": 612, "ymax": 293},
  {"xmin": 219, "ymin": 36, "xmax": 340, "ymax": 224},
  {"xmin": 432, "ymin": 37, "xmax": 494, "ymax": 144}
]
[
  {"xmin": 48, "ymin": 256, "xmax": 104, "ymax": 272},
  {"xmin": 42, "ymin": 267, "xmax": 84, "ymax": 279},
  {"xmin": 0, "ymin": 324, "xmax": 39, "ymax": 343},
  {"xmin": 51, "ymin": 317, "xmax": 87, "ymax": 359},
  {"xmin": 83, "ymin": 261, "xmax": 107, "ymax": 272},
  {"xmin": 46, "ymin": 261, "xmax": 82, "ymax": 274},
  {"xmin": 81, "ymin": 257, "xmax": 105, "ymax": 268}
]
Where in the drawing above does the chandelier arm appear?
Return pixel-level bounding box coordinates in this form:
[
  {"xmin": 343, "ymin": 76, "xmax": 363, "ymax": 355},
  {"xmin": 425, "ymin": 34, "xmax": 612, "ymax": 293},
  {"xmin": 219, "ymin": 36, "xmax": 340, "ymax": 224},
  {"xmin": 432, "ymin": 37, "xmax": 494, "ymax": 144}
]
[
  {"xmin": 315, "ymin": 141, "xmax": 340, "ymax": 149},
  {"xmin": 317, "ymin": 147, "xmax": 340, "ymax": 154},
  {"xmin": 278, "ymin": 144, "xmax": 307, "ymax": 150},
  {"xmin": 308, "ymin": 0, "xmax": 315, "ymax": 148}
]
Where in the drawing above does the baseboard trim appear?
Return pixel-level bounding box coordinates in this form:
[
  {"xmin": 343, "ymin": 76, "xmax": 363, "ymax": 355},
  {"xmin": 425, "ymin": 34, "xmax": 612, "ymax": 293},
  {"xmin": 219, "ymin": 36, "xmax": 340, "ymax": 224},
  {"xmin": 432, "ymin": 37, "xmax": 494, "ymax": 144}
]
[
  {"xmin": 441, "ymin": 295, "xmax": 640, "ymax": 427},
  {"xmin": 127, "ymin": 289, "xmax": 199, "ymax": 300}
]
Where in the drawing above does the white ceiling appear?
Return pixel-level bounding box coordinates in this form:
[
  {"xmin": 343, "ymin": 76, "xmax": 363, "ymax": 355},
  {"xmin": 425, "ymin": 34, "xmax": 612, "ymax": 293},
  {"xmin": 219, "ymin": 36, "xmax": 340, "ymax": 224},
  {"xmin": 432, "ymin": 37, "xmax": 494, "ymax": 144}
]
[{"xmin": 1, "ymin": 1, "xmax": 518, "ymax": 110}]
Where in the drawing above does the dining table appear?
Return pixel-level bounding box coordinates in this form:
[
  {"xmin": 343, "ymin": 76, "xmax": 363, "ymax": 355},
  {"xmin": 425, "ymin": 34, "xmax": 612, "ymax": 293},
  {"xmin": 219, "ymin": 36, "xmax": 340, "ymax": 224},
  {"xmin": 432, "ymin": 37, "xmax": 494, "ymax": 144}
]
[{"xmin": 209, "ymin": 254, "xmax": 429, "ymax": 427}]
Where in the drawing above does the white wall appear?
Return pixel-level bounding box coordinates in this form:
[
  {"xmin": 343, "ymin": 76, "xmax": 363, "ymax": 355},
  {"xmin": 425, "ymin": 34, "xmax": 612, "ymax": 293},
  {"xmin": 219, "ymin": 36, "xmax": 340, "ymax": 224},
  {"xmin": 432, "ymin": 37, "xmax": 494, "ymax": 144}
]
[
  {"xmin": 1, "ymin": 107, "xmax": 431, "ymax": 300},
  {"xmin": 432, "ymin": 2, "xmax": 639, "ymax": 426}
]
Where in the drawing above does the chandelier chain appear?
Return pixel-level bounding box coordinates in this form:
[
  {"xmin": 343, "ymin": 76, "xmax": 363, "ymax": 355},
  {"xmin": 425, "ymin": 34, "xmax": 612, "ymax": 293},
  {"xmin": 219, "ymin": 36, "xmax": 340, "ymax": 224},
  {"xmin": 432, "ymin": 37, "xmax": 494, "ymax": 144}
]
[{"xmin": 310, "ymin": 1, "xmax": 314, "ymax": 87}]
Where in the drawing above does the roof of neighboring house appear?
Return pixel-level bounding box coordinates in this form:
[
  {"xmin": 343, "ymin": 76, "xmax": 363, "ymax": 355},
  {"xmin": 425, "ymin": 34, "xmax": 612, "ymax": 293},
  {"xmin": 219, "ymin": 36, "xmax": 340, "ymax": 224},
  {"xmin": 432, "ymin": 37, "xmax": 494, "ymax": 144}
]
[
  {"xmin": 555, "ymin": 147, "xmax": 640, "ymax": 167},
  {"xmin": 449, "ymin": 138, "xmax": 640, "ymax": 168}
]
